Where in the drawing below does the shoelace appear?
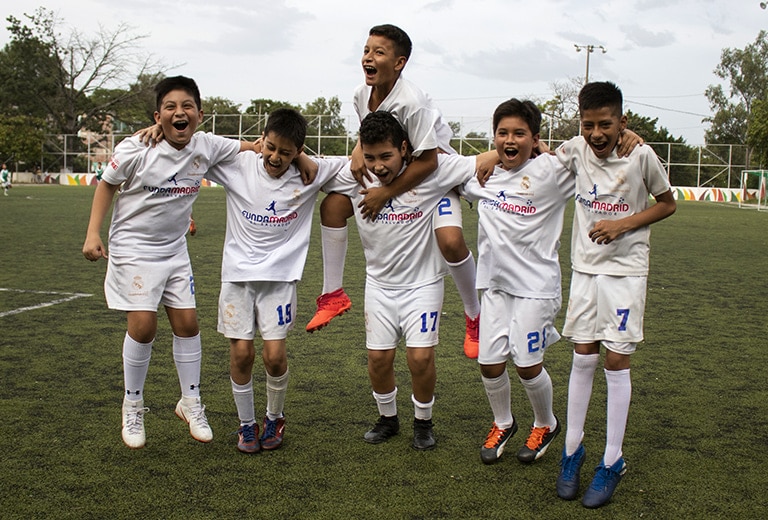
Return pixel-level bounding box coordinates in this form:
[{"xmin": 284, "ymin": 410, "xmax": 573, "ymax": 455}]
[
  {"xmin": 560, "ymin": 450, "xmax": 583, "ymax": 478},
  {"xmin": 262, "ymin": 419, "xmax": 277, "ymax": 438},
  {"xmin": 239, "ymin": 424, "xmax": 256, "ymax": 443},
  {"xmin": 187, "ymin": 403, "xmax": 210, "ymax": 429},
  {"xmin": 483, "ymin": 424, "xmax": 506, "ymax": 448},
  {"xmin": 124, "ymin": 407, "xmax": 148, "ymax": 434},
  {"xmin": 525, "ymin": 426, "xmax": 551, "ymax": 449}
]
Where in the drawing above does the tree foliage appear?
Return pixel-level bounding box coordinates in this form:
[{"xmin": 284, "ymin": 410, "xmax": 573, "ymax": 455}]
[
  {"xmin": 0, "ymin": 115, "xmax": 46, "ymax": 167},
  {"xmin": 0, "ymin": 7, "xmax": 166, "ymax": 136},
  {"xmin": 705, "ymin": 30, "xmax": 768, "ymax": 163}
]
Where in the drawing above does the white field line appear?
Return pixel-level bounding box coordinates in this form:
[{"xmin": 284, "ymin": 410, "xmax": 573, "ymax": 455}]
[{"xmin": 0, "ymin": 288, "xmax": 93, "ymax": 318}]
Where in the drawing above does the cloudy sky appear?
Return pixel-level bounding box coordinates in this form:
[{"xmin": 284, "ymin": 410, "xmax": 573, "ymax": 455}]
[{"xmin": 2, "ymin": 0, "xmax": 766, "ymax": 143}]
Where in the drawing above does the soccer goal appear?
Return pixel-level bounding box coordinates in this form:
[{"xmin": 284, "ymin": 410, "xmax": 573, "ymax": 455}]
[{"xmin": 739, "ymin": 170, "xmax": 768, "ymax": 211}]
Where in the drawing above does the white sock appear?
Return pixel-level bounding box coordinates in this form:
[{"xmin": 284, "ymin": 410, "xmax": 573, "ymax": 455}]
[
  {"xmin": 122, "ymin": 333, "xmax": 152, "ymax": 402},
  {"xmin": 321, "ymin": 225, "xmax": 348, "ymax": 294},
  {"xmin": 564, "ymin": 352, "xmax": 600, "ymax": 455},
  {"xmin": 446, "ymin": 252, "xmax": 481, "ymax": 318},
  {"xmin": 231, "ymin": 377, "xmax": 255, "ymax": 425},
  {"xmin": 265, "ymin": 369, "xmax": 289, "ymax": 420},
  {"xmin": 604, "ymin": 368, "xmax": 631, "ymax": 466},
  {"xmin": 373, "ymin": 387, "xmax": 398, "ymax": 417},
  {"xmin": 519, "ymin": 368, "xmax": 556, "ymax": 429},
  {"xmin": 412, "ymin": 394, "xmax": 435, "ymax": 421},
  {"xmin": 173, "ymin": 333, "xmax": 202, "ymax": 398},
  {"xmin": 482, "ymin": 371, "xmax": 514, "ymax": 429}
]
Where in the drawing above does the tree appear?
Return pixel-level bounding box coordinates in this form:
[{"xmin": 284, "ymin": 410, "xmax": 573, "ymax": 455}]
[
  {"xmin": 244, "ymin": 98, "xmax": 300, "ymax": 137},
  {"xmin": 201, "ymin": 96, "xmax": 243, "ymax": 137},
  {"xmin": 705, "ymin": 30, "xmax": 768, "ymax": 166},
  {"xmin": 626, "ymin": 110, "xmax": 698, "ymax": 186},
  {"xmin": 747, "ymin": 99, "xmax": 768, "ymax": 167},
  {"xmin": 302, "ymin": 96, "xmax": 349, "ymax": 156},
  {"xmin": 0, "ymin": 115, "xmax": 46, "ymax": 168},
  {"xmin": 538, "ymin": 78, "xmax": 582, "ymax": 142},
  {"xmin": 0, "ymin": 7, "xmax": 166, "ymax": 136}
]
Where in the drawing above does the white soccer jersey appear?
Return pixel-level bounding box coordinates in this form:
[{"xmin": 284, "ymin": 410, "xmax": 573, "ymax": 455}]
[
  {"xmin": 461, "ymin": 154, "xmax": 575, "ymax": 299},
  {"xmin": 323, "ymin": 154, "xmax": 474, "ymax": 289},
  {"xmin": 102, "ymin": 134, "xmax": 241, "ymax": 257},
  {"xmin": 207, "ymin": 154, "xmax": 347, "ymax": 283},
  {"xmin": 353, "ymin": 76, "xmax": 456, "ymax": 156},
  {"xmin": 556, "ymin": 137, "xmax": 671, "ymax": 276}
]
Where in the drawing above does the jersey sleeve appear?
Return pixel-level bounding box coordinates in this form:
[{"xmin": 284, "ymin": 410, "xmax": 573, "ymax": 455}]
[
  {"xmin": 639, "ymin": 147, "xmax": 672, "ymax": 196},
  {"xmin": 101, "ymin": 136, "xmax": 144, "ymax": 185}
]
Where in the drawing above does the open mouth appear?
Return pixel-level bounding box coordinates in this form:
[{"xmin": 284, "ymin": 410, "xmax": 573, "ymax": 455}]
[
  {"xmin": 172, "ymin": 121, "xmax": 189, "ymax": 131},
  {"xmin": 363, "ymin": 65, "xmax": 377, "ymax": 77},
  {"xmin": 590, "ymin": 141, "xmax": 609, "ymax": 153},
  {"xmin": 504, "ymin": 148, "xmax": 519, "ymax": 160}
]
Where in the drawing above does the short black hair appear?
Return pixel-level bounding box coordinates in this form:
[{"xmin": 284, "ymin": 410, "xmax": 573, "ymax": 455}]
[
  {"xmin": 154, "ymin": 76, "xmax": 201, "ymax": 111},
  {"xmin": 359, "ymin": 111, "xmax": 407, "ymax": 149},
  {"xmin": 578, "ymin": 81, "xmax": 623, "ymax": 117},
  {"xmin": 492, "ymin": 99, "xmax": 542, "ymax": 135},
  {"xmin": 264, "ymin": 108, "xmax": 307, "ymax": 149},
  {"xmin": 369, "ymin": 24, "xmax": 412, "ymax": 60}
]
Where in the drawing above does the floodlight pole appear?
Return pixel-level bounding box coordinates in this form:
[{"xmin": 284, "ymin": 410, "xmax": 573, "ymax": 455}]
[{"xmin": 574, "ymin": 44, "xmax": 607, "ymax": 84}]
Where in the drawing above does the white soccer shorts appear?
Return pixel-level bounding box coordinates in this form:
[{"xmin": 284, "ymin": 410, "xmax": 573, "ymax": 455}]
[
  {"xmin": 432, "ymin": 190, "xmax": 463, "ymax": 229},
  {"xmin": 364, "ymin": 278, "xmax": 444, "ymax": 350},
  {"xmin": 105, "ymin": 249, "xmax": 196, "ymax": 311},
  {"xmin": 478, "ymin": 289, "xmax": 562, "ymax": 368},
  {"xmin": 217, "ymin": 280, "xmax": 297, "ymax": 341},
  {"xmin": 563, "ymin": 271, "xmax": 647, "ymax": 351}
]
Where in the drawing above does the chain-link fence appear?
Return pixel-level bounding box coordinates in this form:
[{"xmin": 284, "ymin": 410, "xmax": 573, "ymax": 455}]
[{"xmin": 31, "ymin": 113, "xmax": 755, "ymax": 190}]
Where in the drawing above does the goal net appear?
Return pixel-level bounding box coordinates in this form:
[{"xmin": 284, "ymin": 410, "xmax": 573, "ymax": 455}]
[{"xmin": 739, "ymin": 170, "xmax": 768, "ymax": 211}]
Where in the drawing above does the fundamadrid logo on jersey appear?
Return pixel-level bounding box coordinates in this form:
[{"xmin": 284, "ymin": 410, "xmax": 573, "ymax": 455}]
[
  {"xmin": 241, "ymin": 200, "xmax": 298, "ymax": 226},
  {"xmin": 143, "ymin": 171, "xmax": 201, "ymax": 197},
  {"xmin": 480, "ymin": 191, "xmax": 536, "ymax": 215},
  {"xmin": 575, "ymin": 183, "xmax": 630, "ymax": 214},
  {"xmin": 373, "ymin": 198, "xmax": 424, "ymax": 224}
]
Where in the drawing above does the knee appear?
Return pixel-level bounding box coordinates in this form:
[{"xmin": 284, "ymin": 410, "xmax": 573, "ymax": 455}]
[
  {"xmin": 436, "ymin": 228, "xmax": 469, "ymax": 262},
  {"xmin": 320, "ymin": 193, "xmax": 353, "ymax": 226}
]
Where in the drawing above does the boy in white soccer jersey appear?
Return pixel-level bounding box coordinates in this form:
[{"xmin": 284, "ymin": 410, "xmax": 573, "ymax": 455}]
[
  {"xmin": 307, "ymin": 24, "xmax": 482, "ymax": 360},
  {"xmin": 461, "ymin": 99, "xmax": 574, "ymax": 466},
  {"xmin": 323, "ymin": 111, "xmax": 476, "ymax": 450},
  {"xmin": 554, "ymin": 81, "xmax": 676, "ymax": 508},
  {"xmin": 82, "ymin": 76, "xmax": 253, "ymax": 449},
  {"xmin": 206, "ymin": 108, "xmax": 347, "ymax": 454}
]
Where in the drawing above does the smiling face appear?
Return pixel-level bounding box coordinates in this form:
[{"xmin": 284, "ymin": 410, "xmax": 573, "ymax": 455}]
[
  {"xmin": 361, "ymin": 139, "xmax": 408, "ymax": 185},
  {"xmin": 154, "ymin": 89, "xmax": 203, "ymax": 150},
  {"xmin": 494, "ymin": 115, "xmax": 539, "ymax": 170},
  {"xmin": 579, "ymin": 106, "xmax": 627, "ymax": 159},
  {"xmin": 262, "ymin": 131, "xmax": 302, "ymax": 178},
  {"xmin": 361, "ymin": 34, "xmax": 406, "ymax": 89}
]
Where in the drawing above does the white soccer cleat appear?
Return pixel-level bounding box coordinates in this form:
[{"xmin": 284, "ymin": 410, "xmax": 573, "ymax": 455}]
[
  {"xmin": 175, "ymin": 396, "xmax": 213, "ymax": 443},
  {"xmin": 122, "ymin": 398, "xmax": 148, "ymax": 449}
]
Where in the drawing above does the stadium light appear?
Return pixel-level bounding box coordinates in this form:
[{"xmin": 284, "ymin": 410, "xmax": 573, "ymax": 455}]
[{"xmin": 574, "ymin": 44, "xmax": 607, "ymax": 84}]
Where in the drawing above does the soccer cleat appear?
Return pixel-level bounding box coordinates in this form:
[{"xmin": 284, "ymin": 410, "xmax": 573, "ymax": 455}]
[
  {"xmin": 582, "ymin": 457, "xmax": 627, "ymax": 508},
  {"xmin": 364, "ymin": 415, "xmax": 400, "ymax": 444},
  {"xmin": 175, "ymin": 396, "xmax": 213, "ymax": 443},
  {"xmin": 517, "ymin": 419, "xmax": 561, "ymax": 463},
  {"xmin": 463, "ymin": 313, "xmax": 479, "ymax": 359},
  {"xmin": 412, "ymin": 418, "xmax": 436, "ymax": 450},
  {"xmin": 259, "ymin": 416, "xmax": 286, "ymax": 450},
  {"xmin": 122, "ymin": 398, "xmax": 148, "ymax": 449},
  {"xmin": 480, "ymin": 420, "xmax": 518, "ymax": 464},
  {"xmin": 557, "ymin": 444, "xmax": 587, "ymax": 500},
  {"xmin": 189, "ymin": 218, "xmax": 197, "ymax": 236},
  {"xmin": 305, "ymin": 288, "xmax": 352, "ymax": 332},
  {"xmin": 237, "ymin": 423, "xmax": 260, "ymax": 454}
]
